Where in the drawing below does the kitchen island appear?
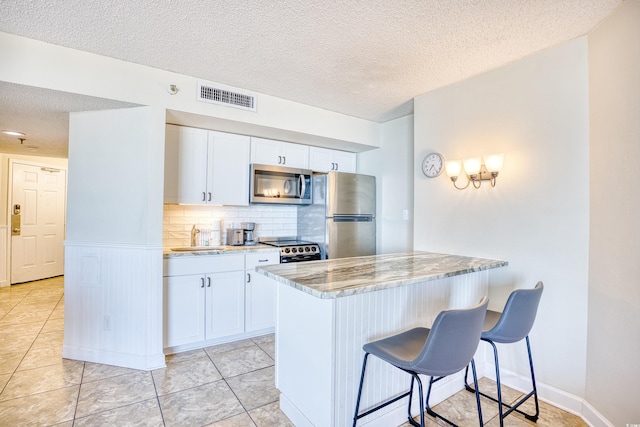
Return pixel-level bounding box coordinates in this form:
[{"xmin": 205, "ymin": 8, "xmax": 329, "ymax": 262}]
[{"xmin": 256, "ymin": 251, "xmax": 507, "ymax": 427}]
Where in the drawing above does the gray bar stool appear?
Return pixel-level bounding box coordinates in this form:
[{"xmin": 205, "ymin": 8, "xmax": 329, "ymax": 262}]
[
  {"xmin": 464, "ymin": 281, "xmax": 544, "ymax": 426},
  {"xmin": 353, "ymin": 297, "xmax": 489, "ymax": 427}
]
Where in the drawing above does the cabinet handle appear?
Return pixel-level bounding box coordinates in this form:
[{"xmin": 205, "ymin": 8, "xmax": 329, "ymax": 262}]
[
  {"xmin": 335, "ymin": 162, "xmax": 339, "ymax": 171},
  {"xmin": 208, "ymin": 192, "xmax": 212, "ymax": 202},
  {"xmin": 200, "ymin": 277, "xmax": 205, "ymax": 288},
  {"xmin": 282, "ymin": 156, "xmax": 286, "ymax": 165},
  {"xmin": 331, "ymin": 162, "xmax": 335, "ymax": 171},
  {"xmin": 202, "ymin": 192, "xmax": 206, "ymax": 202},
  {"xmin": 258, "ymin": 259, "xmax": 269, "ymax": 262},
  {"xmin": 247, "ymin": 272, "xmax": 251, "ymax": 283},
  {"xmin": 278, "ymin": 155, "xmax": 282, "ymax": 164},
  {"xmin": 207, "ymin": 277, "xmax": 211, "ymax": 287}
]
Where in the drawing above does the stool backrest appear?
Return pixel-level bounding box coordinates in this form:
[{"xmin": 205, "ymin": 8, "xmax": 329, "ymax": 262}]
[
  {"xmin": 410, "ymin": 296, "xmax": 488, "ymax": 377},
  {"xmin": 484, "ymin": 281, "xmax": 544, "ymax": 343}
]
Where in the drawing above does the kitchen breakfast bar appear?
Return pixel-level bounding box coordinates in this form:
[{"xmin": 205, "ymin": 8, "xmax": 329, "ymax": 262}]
[{"xmin": 256, "ymin": 251, "xmax": 508, "ymax": 427}]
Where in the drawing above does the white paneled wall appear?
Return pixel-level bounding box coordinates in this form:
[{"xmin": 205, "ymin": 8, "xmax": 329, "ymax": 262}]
[
  {"xmin": 163, "ymin": 204, "xmax": 297, "ymax": 248},
  {"xmin": 63, "ymin": 242, "xmax": 165, "ymax": 370}
]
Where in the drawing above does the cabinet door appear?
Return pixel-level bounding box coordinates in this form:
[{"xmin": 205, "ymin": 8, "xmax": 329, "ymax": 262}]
[
  {"xmin": 164, "ymin": 125, "xmax": 209, "ymax": 204},
  {"xmin": 251, "ymin": 137, "xmax": 283, "ymax": 166},
  {"xmin": 308, "ymin": 147, "xmax": 333, "ymax": 172},
  {"xmin": 332, "ymin": 150, "xmax": 357, "ymax": 173},
  {"xmin": 245, "ymin": 252, "xmax": 280, "ymax": 332},
  {"xmin": 210, "ymin": 131, "xmax": 250, "ymax": 206},
  {"xmin": 164, "ymin": 275, "xmax": 205, "ymax": 348},
  {"xmin": 309, "ymin": 147, "xmax": 356, "ymax": 173},
  {"xmin": 205, "ymin": 271, "xmax": 245, "ymax": 339},
  {"xmin": 281, "ymin": 142, "xmax": 309, "ymax": 169}
]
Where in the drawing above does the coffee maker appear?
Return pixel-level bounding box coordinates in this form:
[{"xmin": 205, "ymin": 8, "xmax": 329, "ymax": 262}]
[{"xmin": 241, "ymin": 222, "xmax": 256, "ymax": 245}]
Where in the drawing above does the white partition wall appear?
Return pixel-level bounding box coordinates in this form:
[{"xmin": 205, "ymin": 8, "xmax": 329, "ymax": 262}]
[{"xmin": 63, "ymin": 106, "xmax": 166, "ymax": 370}]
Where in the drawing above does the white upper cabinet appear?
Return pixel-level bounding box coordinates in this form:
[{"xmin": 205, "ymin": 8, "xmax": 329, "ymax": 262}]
[
  {"xmin": 164, "ymin": 125, "xmax": 250, "ymax": 206},
  {"xmin": 250, "ymin": 137, "xmax": 309, "ymax": 169},
  {"xmin": 209, "ymin": 131, "xmax": 250, "ymax": 206},
  {"xmin": 308, "ymin": 146, "xmax": 357, "ymax": 173},
  {"xmin": 164, "ymin": 125, "xmax": 209, "ymax": 204}
]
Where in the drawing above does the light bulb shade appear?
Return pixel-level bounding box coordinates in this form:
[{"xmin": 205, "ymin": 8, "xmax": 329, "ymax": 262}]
[
  {"xmin": 445, "ymin": 160, "xmax": 462, "ymax": 178},
  {"xmin": 484, "ymin": 153, "xmax": 504, "ymax": 173},
  {"xmin": 463, "ymin": 157, "xmax": 482, "ymax": 176}
]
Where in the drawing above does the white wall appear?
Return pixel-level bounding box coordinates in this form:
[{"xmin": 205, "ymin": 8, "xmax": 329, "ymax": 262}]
[
  {"xmin": 357, "ymin": 115, "xmax": 414, "ymax": 254},
  {"xmin": 587, "ymin": 1, "xmax": 640, "ymax": 425},
  {"xmin": 414, "ymin": 38, "xmax": 590, "ymax": 397},
  {"xmin": 0, "ymin": 31, "xmax": 379, "ymax": 152},
  {"xmin": 67, "ymin": 107, "xmax": 165, "ymax": 245}
]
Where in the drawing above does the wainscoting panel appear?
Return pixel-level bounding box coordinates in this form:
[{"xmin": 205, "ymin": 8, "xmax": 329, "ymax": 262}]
[{"xmin": 63, "ymin": 241, "xmax": 165, "ymax": 370}]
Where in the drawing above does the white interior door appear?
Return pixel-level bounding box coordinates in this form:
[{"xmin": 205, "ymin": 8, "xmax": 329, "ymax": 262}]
[{"xmin": 11, "ymin": 163, "xmax": 67, "ymax": 284}]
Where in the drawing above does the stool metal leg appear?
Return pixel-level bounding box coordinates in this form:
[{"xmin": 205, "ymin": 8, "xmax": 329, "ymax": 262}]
[
  {"xmin": 424, "ymin": 359, "xmax": 483, "ymax": 427},
  {"xmin": 406, "ymin": 374, "xmax": 425, "ymax": 427},
  {"xmin": 353, "ymin": 353, "xmax": 416, "ymax": 426},
  {"xmin": 464, "ymin": 336, "xmax": 540, "ymax": 425},
  {"xmin": 353, "ymin": 353, "xmax": 369, "ymax": 427}
]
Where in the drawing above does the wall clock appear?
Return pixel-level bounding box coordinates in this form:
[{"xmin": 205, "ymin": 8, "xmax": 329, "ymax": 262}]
[{"xmin": 422, "ymin": 152, "xmax": 444, "ymax": 178}]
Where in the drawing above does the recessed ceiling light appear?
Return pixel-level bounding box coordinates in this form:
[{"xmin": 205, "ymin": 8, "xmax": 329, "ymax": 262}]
[{"xmin": 2, "ymin": 130, "xmax": 26, "ymax": 137}]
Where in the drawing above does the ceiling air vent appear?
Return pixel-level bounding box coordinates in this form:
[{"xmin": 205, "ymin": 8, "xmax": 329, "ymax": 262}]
[{"xmin": 197, "ymin": 82, "xmax": 257, "ymax": 112}]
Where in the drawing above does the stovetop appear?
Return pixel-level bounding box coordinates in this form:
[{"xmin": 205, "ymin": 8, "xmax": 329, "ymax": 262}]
[{"xmin": 260, "ymin": 237, "xmax": 317, "ymax": 248}]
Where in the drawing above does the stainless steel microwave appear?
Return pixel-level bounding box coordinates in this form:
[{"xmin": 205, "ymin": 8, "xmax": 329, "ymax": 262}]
[{"xmin": 250, "ymin": 164, "xmax": 313, "ymax": 205}]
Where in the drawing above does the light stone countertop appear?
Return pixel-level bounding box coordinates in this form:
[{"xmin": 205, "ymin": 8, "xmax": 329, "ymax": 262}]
[
  {"xmin": 163, "ymin": 244, "xmax": 278, "ymax": 258},
  {"xmin": 255, "ymin": 251, "xmax": 508, "ymax": 299}
]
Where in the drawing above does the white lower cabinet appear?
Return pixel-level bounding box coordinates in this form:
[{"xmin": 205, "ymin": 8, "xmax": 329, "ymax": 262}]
[
  {"xmin": 205, "ymin": 271, "xmax": 245, "ymax": 339},
  {"xmin": 245, "ymin": 252, "xmax": 280, "ymax": 332},
  {"xmin": 163, "ymin": 274, "xmax": 206, "ymax": 347},
  {"xmin": 163, "ymin": 254, "xmax": 245, "ymax": 350},
  {"xmin": 163, "ymin": 251, "xmax": 279, "ymax": 352}
]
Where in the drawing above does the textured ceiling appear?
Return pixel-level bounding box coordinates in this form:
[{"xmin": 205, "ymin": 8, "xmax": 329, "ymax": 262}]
[
  {"xmin": 0, "ymin": 82, "xmax": 137, "ymax": 157},
  {"xmin": 0, "ymin": 0, "xmax": 623, "ymax": 157}
]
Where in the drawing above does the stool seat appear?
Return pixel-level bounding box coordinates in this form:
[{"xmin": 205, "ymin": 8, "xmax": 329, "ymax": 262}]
[{"xmin": 363, "ymin": 327, "xmax": 429, "ymax": 371}]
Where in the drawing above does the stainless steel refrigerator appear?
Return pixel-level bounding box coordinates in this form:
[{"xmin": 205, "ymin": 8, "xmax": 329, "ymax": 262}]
[{"xmin": 298, "ymin": 172, "xmax": 376, "ymax": 259}]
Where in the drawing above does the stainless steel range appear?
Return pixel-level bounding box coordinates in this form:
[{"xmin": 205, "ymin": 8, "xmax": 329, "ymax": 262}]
[{"xmin": 260, "ymin": 237, "xmax": 321, "ymax": 263}]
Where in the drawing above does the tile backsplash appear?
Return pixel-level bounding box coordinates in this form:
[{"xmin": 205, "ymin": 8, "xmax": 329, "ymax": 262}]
[{"xmin": 163, "ymin": 204, "xmax": 297, "ymax": 248}]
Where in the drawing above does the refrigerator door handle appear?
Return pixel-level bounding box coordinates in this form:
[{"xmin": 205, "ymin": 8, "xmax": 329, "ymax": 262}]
[{"xmin": 331, "ymin": 215, "xmax": 374, "ymax": 222}]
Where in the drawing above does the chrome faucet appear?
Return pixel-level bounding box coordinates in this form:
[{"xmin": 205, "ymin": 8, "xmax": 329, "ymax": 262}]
[{"xmin": 190, "ymin": 225, "xmax": 200, "ymax": 247}]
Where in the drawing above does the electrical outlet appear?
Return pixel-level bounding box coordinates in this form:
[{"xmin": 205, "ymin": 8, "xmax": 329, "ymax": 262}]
[
  {"xmin": 402, "ymin": 209, "xmax": 409, "ymax": 221},
  {"xmin": 103, "ymin": 315, "xmax": 112, "ymax": 331}
]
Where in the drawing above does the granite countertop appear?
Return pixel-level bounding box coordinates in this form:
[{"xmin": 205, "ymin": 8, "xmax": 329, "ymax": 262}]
[
  {"xmin": 255, "ymin": 251, "xmax": 508, "ymax": 299},
  {"xmin": 163, "ymin": 243, "xmax": 279, "ymax": 258}
]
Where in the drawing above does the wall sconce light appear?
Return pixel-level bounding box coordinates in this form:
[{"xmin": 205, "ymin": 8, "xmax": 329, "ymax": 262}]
[{"xmin": 445, "ymin": 153, "xmax": 504, "ymax": 190}]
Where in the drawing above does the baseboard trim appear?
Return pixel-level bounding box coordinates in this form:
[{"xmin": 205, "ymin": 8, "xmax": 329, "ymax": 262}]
[
  {"xmin": 481, "ymin": 360, "xmax": 613, "ymax": 427},
  {"xmin": 63, "ymin": 345, "xmax": 166, "ymax": 371},
  {"xmin": 164, "ymin": 328, "xmax": 276, "ymax": 355}
]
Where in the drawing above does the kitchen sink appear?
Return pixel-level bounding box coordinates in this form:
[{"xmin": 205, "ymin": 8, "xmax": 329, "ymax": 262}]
[{"xmin": 170, "ymin": 246, "xmax": 226, "ymax": 252}]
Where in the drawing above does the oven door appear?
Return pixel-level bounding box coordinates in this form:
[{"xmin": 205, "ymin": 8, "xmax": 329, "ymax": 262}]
[{"xmin": 250, "ymin": 164, "xmax": 312, "ymax": 205}]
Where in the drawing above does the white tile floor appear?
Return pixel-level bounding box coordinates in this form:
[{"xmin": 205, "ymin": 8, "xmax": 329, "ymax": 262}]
[{"xmin": 0, "ymin": 277, "xmax": 587, "ymax": 426}]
